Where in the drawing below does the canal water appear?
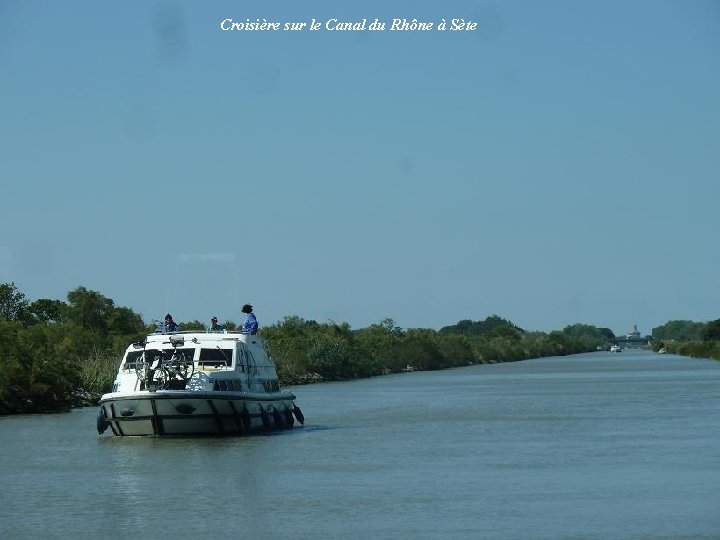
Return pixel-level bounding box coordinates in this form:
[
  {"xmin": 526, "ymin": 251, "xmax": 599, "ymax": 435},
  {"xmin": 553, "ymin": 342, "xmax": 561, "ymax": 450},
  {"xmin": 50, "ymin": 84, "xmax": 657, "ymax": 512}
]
[{"xmin": 1, "ymin": 350, "xmax": 718, "ymax": 539}]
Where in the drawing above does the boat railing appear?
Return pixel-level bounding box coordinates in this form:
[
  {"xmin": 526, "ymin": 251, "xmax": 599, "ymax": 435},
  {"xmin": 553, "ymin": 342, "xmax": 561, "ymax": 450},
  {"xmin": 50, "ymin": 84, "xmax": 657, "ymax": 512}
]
[{"xmin": 150, "ymin": 329, "xmax": 256, "ymax": 336}]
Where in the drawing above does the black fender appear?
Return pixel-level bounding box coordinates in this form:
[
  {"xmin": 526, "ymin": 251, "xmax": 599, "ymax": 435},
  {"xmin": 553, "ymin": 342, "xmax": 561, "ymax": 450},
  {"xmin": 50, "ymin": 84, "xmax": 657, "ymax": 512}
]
[
  {"xmin": 96, "ymin": 407, "xmax": 110, "ymax": 435},
  {"xmin": 292, "ymin": 405, "xmax": 305, "ymax": 425}
]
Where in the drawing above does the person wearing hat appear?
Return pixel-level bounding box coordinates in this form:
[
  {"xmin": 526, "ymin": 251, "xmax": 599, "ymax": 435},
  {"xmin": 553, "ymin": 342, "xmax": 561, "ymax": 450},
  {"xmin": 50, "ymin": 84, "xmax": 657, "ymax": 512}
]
[
  {"xmin": 241, "ymin": 304, "xmax": 258, "ymax": 335},
  {"xmin": 209, "ymin": 316, "xmax": 225, "ymax": 332}
]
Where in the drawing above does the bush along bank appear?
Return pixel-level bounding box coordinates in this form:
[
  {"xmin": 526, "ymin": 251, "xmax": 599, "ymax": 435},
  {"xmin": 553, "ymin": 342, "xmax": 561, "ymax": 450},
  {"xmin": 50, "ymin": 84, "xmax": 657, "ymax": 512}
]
[{"xmin": 0, "ymin": 283, "xmax": 620, "ymax": 415}]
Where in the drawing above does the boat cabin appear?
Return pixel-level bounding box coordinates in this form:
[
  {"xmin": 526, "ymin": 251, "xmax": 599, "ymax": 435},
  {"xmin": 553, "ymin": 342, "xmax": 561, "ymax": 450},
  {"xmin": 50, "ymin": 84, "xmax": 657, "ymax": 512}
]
[{"xmin": 112, "ymin": 331, "xmax": 282, "ymax": 395}]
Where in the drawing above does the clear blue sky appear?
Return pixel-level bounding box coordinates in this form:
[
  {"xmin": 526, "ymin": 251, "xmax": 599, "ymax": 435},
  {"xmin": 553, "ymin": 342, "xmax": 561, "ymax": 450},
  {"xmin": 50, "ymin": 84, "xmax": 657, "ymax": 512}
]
[{"xmin": 1, "ymin": 1, "xmax": 718, "ymax": 335}]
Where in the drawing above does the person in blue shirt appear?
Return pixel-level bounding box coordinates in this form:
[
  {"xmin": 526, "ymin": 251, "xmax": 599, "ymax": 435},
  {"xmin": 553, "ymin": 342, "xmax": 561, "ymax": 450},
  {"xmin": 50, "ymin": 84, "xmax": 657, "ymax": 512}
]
[
  {"xmin": 241, "ymin": 304, "xmax": 258, "ymax": 334},
  {"xmin": 162, "ymin": 313, "xmax": 180, "ymax": 333}
]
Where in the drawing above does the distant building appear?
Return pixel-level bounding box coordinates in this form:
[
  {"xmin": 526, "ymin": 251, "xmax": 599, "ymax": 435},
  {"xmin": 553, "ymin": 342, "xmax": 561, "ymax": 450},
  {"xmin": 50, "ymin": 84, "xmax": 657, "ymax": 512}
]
[
  {"xmin": 626, "ymin": 324, "xmax": 641, "ymax": 340},
  {"xmin": 616, "ymin": 324, "xmax": 652, "ymax": 349}
]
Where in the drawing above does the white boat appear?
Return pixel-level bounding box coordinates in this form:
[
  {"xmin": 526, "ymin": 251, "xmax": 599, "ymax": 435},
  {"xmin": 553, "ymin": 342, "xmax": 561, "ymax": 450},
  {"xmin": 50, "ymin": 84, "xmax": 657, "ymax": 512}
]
[
  {"xmin": 96, "ymin": 331, "xmax": 304, "ymax": 436},
  {"xmin": 609, "ymin": 344, "xmax": 622, "ymax": 353},
  {"xmin": 658, "ymin": 347, "xmax": 667, "ymax": 354}
]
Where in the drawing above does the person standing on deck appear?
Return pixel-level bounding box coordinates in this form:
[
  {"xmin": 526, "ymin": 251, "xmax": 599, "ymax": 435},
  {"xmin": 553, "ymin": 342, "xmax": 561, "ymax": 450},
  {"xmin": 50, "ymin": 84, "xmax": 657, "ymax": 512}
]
[{"xmin": 241, "ymin": 304, "xmax": 258, "ymax": 335}]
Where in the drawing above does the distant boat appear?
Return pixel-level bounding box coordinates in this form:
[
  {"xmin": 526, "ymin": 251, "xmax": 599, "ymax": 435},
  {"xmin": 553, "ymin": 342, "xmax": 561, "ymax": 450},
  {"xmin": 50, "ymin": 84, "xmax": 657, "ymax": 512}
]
[
  {"xmin": 658, "ymin": 347, "xmax": 667, "ymax": 355},
  {"xmin": 609, "ymin": 345, "xmax": 622, "ymax": 353}
]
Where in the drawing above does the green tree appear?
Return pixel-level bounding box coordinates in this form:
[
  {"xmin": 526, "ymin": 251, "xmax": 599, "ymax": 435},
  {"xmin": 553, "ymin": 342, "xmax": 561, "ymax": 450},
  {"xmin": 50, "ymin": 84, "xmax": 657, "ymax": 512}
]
[
  {"xmin": 440, "ymin": 315, "xmax": 523, "ymax": 336},
  {"xmin": 28, "ymin": 298, "xmax": 68, "ymax": 324},
  {"xmin": 0, "ymin": 282, "xmax": 28, "ymax": 321},
  {"xmin": 354, "ymin": 318, "xmax": 404, "ymax": 373},
  {"xmin": 307, "ymin": 338, "xmax": 355, "ymax": 379},
  {"xmin": 0, "ymin": 319, "xmax": 81, "ymax": 413},
  {"xmin": 398, "ymin": 329, "xmax": 444, "ymax": 370},
  {"xmin": 561, "ymin": 324, "xmax": 606, "ymax": 349},
  {"xmin": 66, "ymin": 286, "xmax": 115, "ymax": 332},
  {"xmin": 108, "ymin": 306, "xmax": 145, "ymax": 336},
  {"xmin": 261, "ymin": 315, "xmax": 322, "ymax": 381},
  {"xmin": 179, "ymin": 319, "xmax": 206, "ymax": 332},
  {"xmin": 436, "ymin": 334, "xmax": 476, "ymax": 367},
  {"xmin": 701, "ymin": 319, "xmax": 720, "ymax": 342},
  {"xmin": 652, "ymin": 320, "xmax": 705, "ymax": 341},
  {"xmin": 597, "ymin": 327, "xmax": 616, "ymax": 340},
  {"xmin": 107, "ymin": 306, "xmax": 147, "ymax": 351}
]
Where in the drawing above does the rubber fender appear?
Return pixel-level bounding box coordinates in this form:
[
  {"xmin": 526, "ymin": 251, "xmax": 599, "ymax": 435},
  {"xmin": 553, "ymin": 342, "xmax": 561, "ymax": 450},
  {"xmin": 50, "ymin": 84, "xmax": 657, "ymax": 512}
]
[
  {"xmin": 292, "ymin": 405, "xmax": 305, "ymax": 425},
  {"xmin": 284, "ymin": 408, "xmax": 295, "ymax": 427},
  {"xmin": 96, "ymin": 408, "xmax": 110, "ymax": 435},
  {"xmin": 272, "ymin": 409, "xmax": 284, "ymax": 427}
]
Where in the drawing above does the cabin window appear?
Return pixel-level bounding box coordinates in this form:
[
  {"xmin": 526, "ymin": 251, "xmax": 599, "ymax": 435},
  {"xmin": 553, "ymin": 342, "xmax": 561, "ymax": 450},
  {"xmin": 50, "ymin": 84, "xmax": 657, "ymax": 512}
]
[
  {"xmin": 213, "ymin": 379, "xmax": 242, "ymax": 391},
  {"xmin": 122, "ymin": 351, "xmax": 144, "ymax": 370},
  {"xmin": 138, "ymin": 348, "xmax": 196, "ymax": 364},
  {"xmin": 170, "ymin": 349, "xmax": 196, "ymax": 363},
  {"xmin": 199, "ymin": 348, "xmax": 233, "ymax": 368}
]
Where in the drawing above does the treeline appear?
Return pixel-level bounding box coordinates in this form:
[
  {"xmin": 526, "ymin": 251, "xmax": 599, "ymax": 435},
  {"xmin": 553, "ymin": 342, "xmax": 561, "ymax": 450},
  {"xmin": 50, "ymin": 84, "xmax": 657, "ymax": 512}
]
[
  {"xmin": 651, "ymin": 319, "xmax": 720, "ymax": 360},
  {"xmin": 5, "ymin": 281, "xmax": 716, "ymax": 416},
  {"xmin": 264, "ymin": 317, "xmax": 612, "ymax": 384}
]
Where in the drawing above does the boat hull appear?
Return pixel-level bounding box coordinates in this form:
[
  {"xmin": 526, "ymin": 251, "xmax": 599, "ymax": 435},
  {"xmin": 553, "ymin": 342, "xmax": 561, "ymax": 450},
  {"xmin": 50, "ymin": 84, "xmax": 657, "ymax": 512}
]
[{"xmin": 98, "ymin": 391, "xmax": 301, "ymax": 436}]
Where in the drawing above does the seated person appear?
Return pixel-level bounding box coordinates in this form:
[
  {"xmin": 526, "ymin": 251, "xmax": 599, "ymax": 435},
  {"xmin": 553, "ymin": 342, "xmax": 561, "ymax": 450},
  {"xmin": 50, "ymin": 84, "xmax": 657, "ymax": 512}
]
[
  {"xmin": 161, "ymin": 313, "xmax": 180, "ymax": 333},
  {"xmin": 209, "ymin": 316, "xmax": 225, "ymax": 332}
]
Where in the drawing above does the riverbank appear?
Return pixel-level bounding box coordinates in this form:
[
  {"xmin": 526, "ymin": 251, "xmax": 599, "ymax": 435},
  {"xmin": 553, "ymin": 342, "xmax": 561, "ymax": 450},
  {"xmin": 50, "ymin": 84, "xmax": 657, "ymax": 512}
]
[{"xmin": 658, "ymin": 340, "xmax": 720, "ymax": 361}]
